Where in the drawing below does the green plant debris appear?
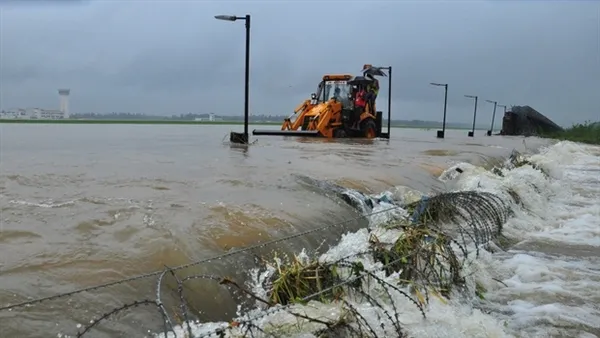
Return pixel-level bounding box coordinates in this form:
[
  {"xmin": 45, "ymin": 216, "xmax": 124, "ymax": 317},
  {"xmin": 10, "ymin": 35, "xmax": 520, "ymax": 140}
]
[
  {"xmin": 495, "ymin": 234, "xmax": 520, "ymax": 251},
  {"xmin": 491, "ymin": 167, "xmax": 505, "ymax": 177},
  {"xmin": 506, "ymin": 188, "xmax": 522, "ymax": 206},
  {"xmin": 475, "ymin": 281, "xmax": 487, "ymax": 300},
  {"xmin": 268, "ymin": 254, "xmax": 345, "ymax": 306},
  {"xmin": 513, "ymin": 159, "xmax": 549, "ymax": 177},
  {"xmin": 370, "ymin": 226, "xmax": 463, "ymax": 298}
]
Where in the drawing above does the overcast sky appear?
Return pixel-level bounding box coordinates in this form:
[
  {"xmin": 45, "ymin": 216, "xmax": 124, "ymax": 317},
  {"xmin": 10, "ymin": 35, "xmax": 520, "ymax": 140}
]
[{"xmin": 1, "ymin": 0, "xmax": 598, "ymax": 126}]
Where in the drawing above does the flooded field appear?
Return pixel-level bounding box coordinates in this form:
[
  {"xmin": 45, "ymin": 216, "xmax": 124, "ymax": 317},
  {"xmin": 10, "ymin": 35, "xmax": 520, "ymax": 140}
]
[{"xmin": 2, "ymin": 124, "xmax": 597, "ymax": 338}]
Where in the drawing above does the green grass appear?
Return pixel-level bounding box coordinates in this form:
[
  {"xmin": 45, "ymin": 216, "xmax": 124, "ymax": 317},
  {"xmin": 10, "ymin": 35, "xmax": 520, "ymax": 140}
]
[
  {"xmin": 0, "ymin": 118, "xmax": 483, "ymax": 132},
  {"xmin": 389, "ymin": 124, "xmax": 476, "ymax": 131},
  {"xmin": 0, "ymin": 119, "xmax": 281, "ymax": 126},
  {"xmin": 540, "ymin": 121, "xmax": 600, "ymax": 145}
]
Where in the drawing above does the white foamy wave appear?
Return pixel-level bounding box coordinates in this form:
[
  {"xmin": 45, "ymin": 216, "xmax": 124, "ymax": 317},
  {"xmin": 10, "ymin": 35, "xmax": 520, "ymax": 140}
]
[
  {"xmin": 440, "ymin": 141, "xmax": 600, "ymax": 337},
  {"xmin": 8, "ymin": 199, "xmax": 75, "ymax": 208},
  {"xmin": 159, "ymin": 140, "xmax": 599, "ymax": 338}
]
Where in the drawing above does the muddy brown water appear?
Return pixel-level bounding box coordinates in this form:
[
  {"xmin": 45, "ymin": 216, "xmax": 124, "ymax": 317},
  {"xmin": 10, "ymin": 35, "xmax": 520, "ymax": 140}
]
[{"xmin": 0, "ymin": 124, "xmax": 551, "ymax": 337}]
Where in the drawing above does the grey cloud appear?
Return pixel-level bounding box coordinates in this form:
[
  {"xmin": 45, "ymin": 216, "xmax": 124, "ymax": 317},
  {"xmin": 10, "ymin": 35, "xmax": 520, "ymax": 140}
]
[{"xmin": 1, "ymin": 0, "xmax": 598, "ymax": 126}]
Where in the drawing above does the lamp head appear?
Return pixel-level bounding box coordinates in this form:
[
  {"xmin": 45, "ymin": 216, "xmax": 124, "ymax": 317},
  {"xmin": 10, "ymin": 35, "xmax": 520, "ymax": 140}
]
[{"xmin": 215, "ymin": 15, "xmax": 237, "ymax": 21}]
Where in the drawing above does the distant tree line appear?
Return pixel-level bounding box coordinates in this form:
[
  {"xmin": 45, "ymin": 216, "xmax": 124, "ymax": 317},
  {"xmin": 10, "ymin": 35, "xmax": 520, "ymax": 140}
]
[
  {"xmin": 69, "ymin": 112, "xmax": 481, "ymax": 128},
  {"xmin": 71, "ymin": 112, "xmax": 290, "ymax": 121},
  {"xmin": 72, "ymin": 112, "xmax": 167, "ymax": 120}
]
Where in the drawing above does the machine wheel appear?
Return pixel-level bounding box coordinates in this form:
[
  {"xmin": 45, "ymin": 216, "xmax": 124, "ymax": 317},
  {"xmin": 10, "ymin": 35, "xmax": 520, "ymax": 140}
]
[
  {"xmin": 334, "ymin": 128, "xmax": 348, "ymax": 138},
  {"xmin": 362, "ymin": 119, "xmax": 378, "ymax": 139}
]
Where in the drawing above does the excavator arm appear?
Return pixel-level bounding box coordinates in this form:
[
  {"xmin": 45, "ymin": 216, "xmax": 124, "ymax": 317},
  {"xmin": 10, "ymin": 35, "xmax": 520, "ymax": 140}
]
[
  {"xmin": 254, "ymin": 97, "xmax": 322, "ymax": 137},
  {"xmin": 314, "ymin": 103, "xmax": 337, "ymax": 138},
  {"xmin": 281, "ymin": 99, "xmax": 313, "ymax": 131}
]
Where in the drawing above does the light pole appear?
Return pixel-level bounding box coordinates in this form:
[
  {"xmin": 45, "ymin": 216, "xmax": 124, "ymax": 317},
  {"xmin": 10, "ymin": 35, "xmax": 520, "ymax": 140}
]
[
  {"xmin": 215, "ymin": 14, "xmax": 251, "ymax": 145},
  {"xmin": 485, "ymin": 99, "xmax": 497, "ymax": 136},
  {"xmin": 464, "ymin": 95, "xmax": 478, "ymax": 137},
  {"xmin": 496, "ymin": 104, "xmax": 507, "ymax": 135},
  {"xmin": 430, "ymin": 82, "xmax": 448, "ymax": 139},
  {"xmin": 497, "ymin": 104, "xmax": 507, "ymax": 114}
]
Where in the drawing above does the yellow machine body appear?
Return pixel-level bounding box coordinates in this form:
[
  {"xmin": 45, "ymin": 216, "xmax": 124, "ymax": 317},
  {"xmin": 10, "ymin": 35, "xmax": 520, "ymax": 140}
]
[{"xmin": 253, "ymin": 66, "xmax": 392, "ymax": 139}]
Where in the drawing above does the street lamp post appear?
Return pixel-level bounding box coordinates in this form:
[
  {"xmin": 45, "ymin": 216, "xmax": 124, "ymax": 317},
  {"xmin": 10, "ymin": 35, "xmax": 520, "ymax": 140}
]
[
  {"xmin": 496, "ymin": 104, "xmax": 507, "ymax": 135},
  {"xmin": 215, "ymin": 14, "xmax": 251, "ymax": 145},
  {"xmin": 464, "ymin": 95, "xmax": 478, "ymax": 137},
  {"xmin": 430, "ymin": 82, "xmax": 448, "ymax": 139},
  {"xmin": 497, "ymin": 104, "xmax": 507, "ymax": 114},
  {"xmin": 485, "ymin": 99, "xmax": 497, "ymax": 136}
]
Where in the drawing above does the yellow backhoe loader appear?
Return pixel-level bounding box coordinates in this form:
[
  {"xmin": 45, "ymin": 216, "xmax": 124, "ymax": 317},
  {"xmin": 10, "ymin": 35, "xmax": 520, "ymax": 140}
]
[{"xmin": 253, "ymin": 64, "xmax": 392, "ymax": 139}]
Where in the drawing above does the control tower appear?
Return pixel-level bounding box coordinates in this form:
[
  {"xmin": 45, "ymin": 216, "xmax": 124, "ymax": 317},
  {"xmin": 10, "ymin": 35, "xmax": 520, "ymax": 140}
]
[{"xmin": 58, "ymin": 89, "xmax": 70, "ymax": 118}]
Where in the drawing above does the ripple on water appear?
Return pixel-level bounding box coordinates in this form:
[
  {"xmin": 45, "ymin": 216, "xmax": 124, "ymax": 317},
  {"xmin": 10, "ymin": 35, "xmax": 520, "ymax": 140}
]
[
  {"xmin": 216, "ymin": 178, "xmax": 255, "ymax": 188},
  {"xmin": 5, "ymin": 174, "xmax": 88, "ymax": 187},
  {"xmin": 332, "ymin": 177, "xmax": 402, "ymax": 194},
  {"xmin": 8, "ymin": 199, "xmax": 76, "ymax": 208},
  {"xmin": 0, "ymin": 230, "xmax": 42, "ymax": 243},
  {"xmin": 513, "ymin": 239, "xmax": 600, "ymax": 259},
  {"xmin": 204, "ymin": 203, "xmax": 294, "ymax": 251},
  {"xmin": 419, "ymin": 162, "xmax": 447, "ymax": 177},
  {"xmin": 422, "ymin": 149, "xmax": 459, "ymax": 156},
  {"xmin": 332, "ymin": 178, "xmax": 373, "ymax": 193}
]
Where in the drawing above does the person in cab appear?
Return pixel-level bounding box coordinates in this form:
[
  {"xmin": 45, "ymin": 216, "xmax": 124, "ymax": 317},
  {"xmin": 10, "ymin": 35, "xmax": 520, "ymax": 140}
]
[
  {"xmin": 353, "ymin": 87, "xmax": 367, "ymax": 128},
  {"xmin": 365, "ymin": 74, "xmax": 380, "ymax": 115}
]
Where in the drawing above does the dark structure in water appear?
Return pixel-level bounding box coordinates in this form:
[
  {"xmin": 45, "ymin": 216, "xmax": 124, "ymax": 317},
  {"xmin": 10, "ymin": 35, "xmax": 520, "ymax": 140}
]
[{"xmin": 501, "ymin": 106, "xmax": 564, "ymax": 136}]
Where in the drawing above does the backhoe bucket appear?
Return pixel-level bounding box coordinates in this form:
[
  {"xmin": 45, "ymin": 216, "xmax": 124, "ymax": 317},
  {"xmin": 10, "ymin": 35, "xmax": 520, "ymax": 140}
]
[{"xmin": 252, "ymin": 129, "xmax": 320, "ymax": 137}]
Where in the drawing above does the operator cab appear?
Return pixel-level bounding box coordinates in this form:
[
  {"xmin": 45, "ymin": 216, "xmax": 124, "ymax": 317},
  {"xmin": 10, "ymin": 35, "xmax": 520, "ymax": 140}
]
[
  {"xmin": 309, "ymin": 74, "xmax": 354, "ymax": 107},
  {"xmin": 323, "ymin": 81, "xmax": 353, "ymax": 107}
]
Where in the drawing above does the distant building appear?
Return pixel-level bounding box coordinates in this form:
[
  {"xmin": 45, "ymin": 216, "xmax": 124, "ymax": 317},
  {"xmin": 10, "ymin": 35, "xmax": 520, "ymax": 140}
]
[
  {"xmin": 39, "ymin": 109, "xmax": 66, "ymax": 119},
  {"xmin": 25, "ymin": 108, "xmax": 44, "ymax": 119},
  {"xmin": 208, "ymin": 113, "xmax": 223, "ymax": 122},
  {"xmin": 0, "ymin": 109, "xmax": 22, "ymax": 119},
  {"xmin": 1, "ymin": 92, "xmax": 70, "ymax": 120},
  {"xmin": 0, "ymin": 89, "xmax": 72, "ymax": 120},
  {"xmin": 1, "ymin": 108, "xmax": 68, "ymax": 119},
  {"xmin": 58, "ymin": 89, "xmax": 70, "ymax": 119},
  {"xmin": 194, "ymin": 114, "xmax": 223, "ymax": 122}
]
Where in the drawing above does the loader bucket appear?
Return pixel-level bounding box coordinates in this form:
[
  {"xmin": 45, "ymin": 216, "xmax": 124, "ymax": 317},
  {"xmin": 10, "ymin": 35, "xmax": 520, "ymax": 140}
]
[{"xmin": 252, "ymin": 129, "xmax": 321, "ymax": 137}]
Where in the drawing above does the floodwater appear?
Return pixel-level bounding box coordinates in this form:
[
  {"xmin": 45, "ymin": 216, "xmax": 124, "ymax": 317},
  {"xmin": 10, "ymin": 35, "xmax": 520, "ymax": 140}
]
[{"xmin": 2, "ymin": 124, "xmax": 597, "ymax": 338}]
